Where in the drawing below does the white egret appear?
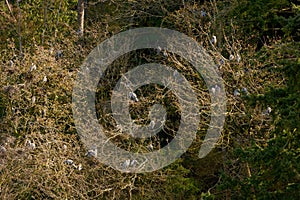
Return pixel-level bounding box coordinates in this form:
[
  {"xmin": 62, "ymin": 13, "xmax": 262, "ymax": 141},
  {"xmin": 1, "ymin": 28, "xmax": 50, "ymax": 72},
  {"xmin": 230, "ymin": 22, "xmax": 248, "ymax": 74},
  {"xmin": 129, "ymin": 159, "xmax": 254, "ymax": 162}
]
[
  {"xmin": 30, "ymin": 63, "xmax": 36, "ymax": 72},
  {"xmin": 26, "ymin": 140, "xmax": 36, "ymax": 150},
  {"xmin": 211, "ymin": 35, "xmax": 217, "ymax": 46},
  {"xmin": 9, "ymin": 60, "xmax": 14, "ymax": 67},
  {"xmin": 55, "ymin": 50, "xmax": 63, "ymax": 60},
  {"xmin": 219, "ymin": 58, "xmax": 225, "ymax": 65},
  {"xmin": 130, "ymin": 160, "xmax": 139, "ymax": 168},
  {"xmin": 129, "ymin": 92, "xmax": 139, "ymax": 102},
  {"xmin": 122, "ymin": 159, "xmax": 131, "ymax": 170},
  {"xmin": 77, "ymin": 163, "xmax": 82, "ymax": 171},
  {"xmin": 31, "ymin": 96, "xmax": 36, "ymax": 105},
  {"xmin": 215, "ymin": 85, "xmax": 221, "ymax": 93},
  {"xmin": 64, "ymin": 159, "xmax": 74, "ymax": 165},
  {"xmin": 234, "ymin": 89, "xmax": 240, "ymax": 96},
  {"xmin": 43, "ymin": 76, "xmax": 47, "ymax": 82},
  {"xmin": 211, "ymin": 86, "xmax": 216, "ymax": 94},
  {"xmin": 86, "ymin": 148, "xmax": 97, "ymax": 157},
  {"xmin": 241, "ymin": 87, "xmax": 248, "ymax": 95},
  {"xmin": 147, "ymin": 143, "xmax": 154, "ymax": 151},
  {"xmin": 0, "ymin": 146, "xmax": 6, "ymax": 153},
  {"xmin": 236, "ymin": 53, "xmax": 241, "ymax": 63},
  {"xmin": 265, "ymin": 107, "xmax": 272, "ymax": 115}
]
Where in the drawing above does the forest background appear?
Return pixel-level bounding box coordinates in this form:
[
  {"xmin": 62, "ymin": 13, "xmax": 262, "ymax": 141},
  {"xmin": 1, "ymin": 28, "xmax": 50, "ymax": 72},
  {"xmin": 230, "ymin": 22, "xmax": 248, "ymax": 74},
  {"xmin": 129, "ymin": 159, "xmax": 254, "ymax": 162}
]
[{"xmin": 0, "ymin": 0, "xmax": 299, "ymax": 199}]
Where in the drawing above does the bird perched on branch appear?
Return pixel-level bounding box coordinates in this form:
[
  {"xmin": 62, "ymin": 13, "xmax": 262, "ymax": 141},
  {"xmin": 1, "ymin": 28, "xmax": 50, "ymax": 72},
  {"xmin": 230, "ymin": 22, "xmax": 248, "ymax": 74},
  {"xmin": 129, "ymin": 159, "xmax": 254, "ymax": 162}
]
[
  {"xmin": 211, "ymin": 35, "xmax": 217, "ymax": 46},
  {"xmin": 129, "ymin": 92, "xmax": 139, "ymax": 102}
]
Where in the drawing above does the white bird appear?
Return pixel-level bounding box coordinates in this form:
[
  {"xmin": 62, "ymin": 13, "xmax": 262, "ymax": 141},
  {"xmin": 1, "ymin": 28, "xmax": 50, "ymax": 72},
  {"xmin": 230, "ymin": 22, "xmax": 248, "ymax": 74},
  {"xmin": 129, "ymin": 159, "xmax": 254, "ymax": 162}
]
[
  {"xmin": 211, "ymin": 35, "xmax": 217, "ymax": 46},
  {"xmin": 229, "ymin": 54, "xmax": 235, "ymax": 61},
  {"xmin": 32, "ymin": 96, "xmax": 36, "ymax": 104},
  {"xmin": 55, "ymin": 50, "xmax": 63, "ymax": 60},
  {"xmin": 77, "ymin": 163, "xmax": 82, "ymax": 171},
  {"xmin": 234, "ymin": 89, "xmax": 240, "ymax": 96},
  {"xmin": 9, "ymin": 60, "xmax": 14, "ymax": 67},
  {"xmin": 219, "ymin": 58, "xmax": 225, "ymax": 65},
  {"xmin": 86, "ymin": 148, "xmax": 97, "ymax": 157},
  {"xmin": 241, "ymin": 87, "xmax": 248, "ymax": 95},
  {"xmin": 42, "ymin": 108, "xmax": 47, "ymax": 117},
  {"xmin": 147, "ymin": 143, "xmax": 154, "ymax": 151},
  {"xmin": 157, "ymin": 46, "xmax": 162, "ymax": 54},
  {"xmin": 265, "ymin": 107, "xmax": 272, "ymax": 115},
  {"xmin": 163, "ymin": 50, "xmax": 168, "ymax": 57},
  {"xmin": 214, "ymin": 85, "xmax": 221, "ymax": 93},
  {"xmin": 122, "ymin": 159, "xmax": 131, "ymax": 170},
  {"xmin": 30, "ymin": 63, "xmax": 37, "ymax": 72},
  {"xmin": 0, "ymin": 146, "xmax": 6, "ymax": 154},
  {"xmin": 211, "ymin": 86, "xmax": 216, "ymax": 94},
  {"xmin": 26, "ymin": 140, "xmax": 36, "ymax": 150},
  {"xmin": 200, "ymin": 10, "xmax": 206, "ymax": 17},
  {"xmin": 129, "ymin": 92, "xmax": 139, "ymax": 102},
  {"xmin": 64, "ymin": 159, "xmax": 74, "ymax": 165},
  {"xmin": 130, "ymin": 160, "xmax": 139, "ymax": 168},
  {"xmin": 43, "ymin": 76, "xmax": 47, "ymax": 82},
  {"xmin": 150, "ymin": 120, "xmax": 155, "ymax": 129},
  {"xmin": 236, "ymin": 53, "xmax": 241, "ymax": 63}
]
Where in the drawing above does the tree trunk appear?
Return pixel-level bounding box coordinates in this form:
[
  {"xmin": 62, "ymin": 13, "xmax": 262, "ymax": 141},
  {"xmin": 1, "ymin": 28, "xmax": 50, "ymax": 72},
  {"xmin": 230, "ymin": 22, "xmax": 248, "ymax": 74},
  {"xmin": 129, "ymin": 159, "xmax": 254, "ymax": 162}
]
[{"xmin": 77, "ymin": 0, "xmax": 84, "ymax": 36}]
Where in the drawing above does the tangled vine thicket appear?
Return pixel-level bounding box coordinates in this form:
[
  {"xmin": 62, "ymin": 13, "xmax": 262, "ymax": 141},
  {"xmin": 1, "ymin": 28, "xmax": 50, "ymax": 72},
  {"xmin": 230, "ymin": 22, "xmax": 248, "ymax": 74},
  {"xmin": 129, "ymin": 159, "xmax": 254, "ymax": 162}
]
[{"xmin": 0, "ymin": 0, "xmax": 299, "ymax": 199}]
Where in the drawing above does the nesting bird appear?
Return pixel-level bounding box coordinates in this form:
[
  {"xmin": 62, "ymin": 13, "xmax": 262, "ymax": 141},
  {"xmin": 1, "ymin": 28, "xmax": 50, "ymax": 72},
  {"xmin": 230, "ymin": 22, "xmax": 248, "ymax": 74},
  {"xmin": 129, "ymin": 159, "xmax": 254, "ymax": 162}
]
[
  {"xmin": 157, "ymin": 46, "xmax": 162, "ymax": 54},
  {"xmin": 64, "ymin": 159, "xmax": 74, "ymax": 165},
  {"xmin": 9, "ymin": 60, "xmax": 14, "ymax": 67},
  {"xmin": 26, "ymin": 140, "xmax": 36, "ymax": 150},
  {"xmin": 86, "ymin": 148, "xmax": 97, "ymax": 157},
  {"xmin": 29, "ymin": 63, "xmax": 37, "ymax": 72},
  {"xmin": 64, "ymin": 159, "xmax": 81, "ymax": 170},
  {"xmin": 122, "ymin": 159, "xmax": 131, "ymax": 170},
  {"xmin": 147, "ymin": 143, "xmax": 154, "ymax": 151},
  {"xmin": 211, "ymin": 84, "xmax": 221, "ymax": 94},
  {"xmin": 150, "ymin": 120, "xmax": 155, "ymax": 129},
  {"xmin": 211, "ymin": 86, "xmax": 216, "ymax": 94},
  {"xmin": 265, "ymin": 107, "xmax": 272, "ymax": 115},
  {"xmin": 211, "ymin": 35, "xmax": 217, "ymax": 46},
  {"xmin": 55, "ymin": 50, "xmax": 63, "ymax": 60},
  {"xmin": 77, "ymin": 163, "xmax": 83, "ymax": 171},
  {"xmin": 130, "ymin": 160, "xmax": 139, "ymax": 168},
  {"xmin": 0, "ymin": 146, "xmax": 6, "ymax": 154},
  {"xmin": 219, "ymin": 58, "xmax": 225, "ymax": 65},
  {"xmin": 241, "ymin": 87, "xmax": 248, "ymax": 95},
  {"xmin": 200, "ymin": 10, "xmax": 207, "ymax": 17},
  {"xmin": 31, "ymin": 96, "xmax": 36, "ymax": 105},
  {"xmin": 229, "ymin": 54, "xmax": 235, "ymax": 61},
  {"xmin": 234, "ymin": 89, "xmax": 240, "ymax": 96},
  {"xmin": 129, "ymin": 92, "xmax": 139, "ymax": 102},
  {"xmin": 236, "ymin": 53, "xmax": 241, "ymax": 63},
  {"xmin": 43, "ymin": 76, "xmax": 47, "ymax": 82}
]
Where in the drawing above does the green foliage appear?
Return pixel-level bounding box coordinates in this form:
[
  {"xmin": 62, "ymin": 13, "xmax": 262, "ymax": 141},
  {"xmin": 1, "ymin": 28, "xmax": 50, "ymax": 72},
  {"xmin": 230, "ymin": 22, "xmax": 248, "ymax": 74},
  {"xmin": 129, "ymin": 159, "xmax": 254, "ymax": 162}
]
[
  {"xmin": 217, "ymin": 12, "xmax": 300, "ymax": 200},
  {"xmin": 164, "ymin": 162, "xmax": 201, "ymax": 200},
  {"xmin": 220, "ymin": 128, "xmax": 300, "ymax": 199},
  {"xmin": 227, "ymin": 0, "xmax": 298, "ymax": 48},
  {"xmin": 0, "ymin": 0, "xmax": 77, "ymax": 52}
]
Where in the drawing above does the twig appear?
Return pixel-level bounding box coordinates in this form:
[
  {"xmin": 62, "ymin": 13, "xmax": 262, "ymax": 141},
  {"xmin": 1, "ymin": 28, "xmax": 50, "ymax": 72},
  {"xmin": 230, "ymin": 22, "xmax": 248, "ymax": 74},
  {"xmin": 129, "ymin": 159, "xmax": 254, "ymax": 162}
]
[
  {"xmin": 5, "ymin": 0, "xmax": 16, "ymax": 22},
  {"xmin": 16, "ymin": 0, "xmax": 23, "ymax": 56}
]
